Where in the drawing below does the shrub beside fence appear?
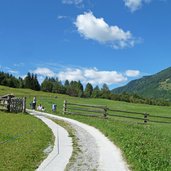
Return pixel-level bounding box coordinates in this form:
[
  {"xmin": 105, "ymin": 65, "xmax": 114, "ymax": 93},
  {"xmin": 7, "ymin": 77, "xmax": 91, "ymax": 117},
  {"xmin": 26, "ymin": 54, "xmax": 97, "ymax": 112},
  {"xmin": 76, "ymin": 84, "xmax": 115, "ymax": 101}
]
[{"xmin": 63, "ymin": 100, "xmax": 171, "ymax": 124}]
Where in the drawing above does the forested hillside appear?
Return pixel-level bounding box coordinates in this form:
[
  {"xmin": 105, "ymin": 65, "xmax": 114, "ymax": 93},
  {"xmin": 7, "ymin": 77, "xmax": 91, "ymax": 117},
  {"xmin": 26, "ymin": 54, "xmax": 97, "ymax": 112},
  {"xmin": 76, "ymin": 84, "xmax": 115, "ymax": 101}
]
[{"xmin": 112, "ymin": 67, "xmax": 171, "ymax": 101}]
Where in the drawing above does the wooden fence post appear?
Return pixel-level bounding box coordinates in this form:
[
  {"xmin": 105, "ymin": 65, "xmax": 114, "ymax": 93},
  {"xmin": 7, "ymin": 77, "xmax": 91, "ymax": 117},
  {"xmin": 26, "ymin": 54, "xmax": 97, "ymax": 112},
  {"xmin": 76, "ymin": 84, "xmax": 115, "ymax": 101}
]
[
  {"xmin": 22, "ymin": 97, "xmax": 26, "ymax": 113},
  {"xmin": 104, "ymin": 107, "xmax": 108, "ymax": 118},
  {"xmin": 144, "ymin": 113, "xmax": 148, "ymax": 124},
  {"xmin": 7, "ymin": 96, "xmax": 11, "ymax": 112},
  {"xmin": 63, "ymin": 100, "xmax": 67, "ymax": 115}
]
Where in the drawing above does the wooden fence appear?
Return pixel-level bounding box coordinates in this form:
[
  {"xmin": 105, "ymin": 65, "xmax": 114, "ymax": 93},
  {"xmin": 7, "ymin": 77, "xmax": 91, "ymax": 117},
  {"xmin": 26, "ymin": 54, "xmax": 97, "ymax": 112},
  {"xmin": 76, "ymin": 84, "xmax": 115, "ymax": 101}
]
[
  {"xmin": 0, "ymin": 95, "xmax": 26, "ymax": 113},
  {"xmin": 63, "ymin": 100, "xmax": 171, "ymax": 124},
  {"xmin": 63, "ymin": 100, "xmax": 107, "ymax": 118}
]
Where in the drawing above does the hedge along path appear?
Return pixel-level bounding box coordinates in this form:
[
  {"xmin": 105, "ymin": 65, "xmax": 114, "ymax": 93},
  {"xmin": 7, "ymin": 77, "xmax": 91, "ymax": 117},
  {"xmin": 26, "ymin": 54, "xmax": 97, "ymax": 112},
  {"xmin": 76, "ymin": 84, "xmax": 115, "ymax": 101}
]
[
  {"xmin": 29, "ymin": 111, "xmax": 73, "ymax": 171},
  {"xmin": 28, "ymin": 110, "xmax": 130, "ymax": 171}
]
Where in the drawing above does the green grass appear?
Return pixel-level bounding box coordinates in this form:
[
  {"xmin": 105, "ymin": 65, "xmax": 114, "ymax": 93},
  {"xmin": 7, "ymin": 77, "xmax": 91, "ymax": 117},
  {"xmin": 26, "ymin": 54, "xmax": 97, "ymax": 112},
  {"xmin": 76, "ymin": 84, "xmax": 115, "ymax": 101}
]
[
  {"xmin": 1, "ymin": 85, "xmax": 171, "ymax": 170},
  {"xmin": 0, "ymin": 110, "xmax": 53, "ymax": 170}
]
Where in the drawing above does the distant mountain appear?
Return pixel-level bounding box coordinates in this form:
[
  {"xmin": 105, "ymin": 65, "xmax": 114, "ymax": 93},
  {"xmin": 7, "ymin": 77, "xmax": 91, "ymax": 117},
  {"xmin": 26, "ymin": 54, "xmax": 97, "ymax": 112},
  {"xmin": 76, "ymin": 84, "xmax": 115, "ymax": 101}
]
[{"xmin": 112, "ymin": 67, "xmax": 171, "ymax": 101}]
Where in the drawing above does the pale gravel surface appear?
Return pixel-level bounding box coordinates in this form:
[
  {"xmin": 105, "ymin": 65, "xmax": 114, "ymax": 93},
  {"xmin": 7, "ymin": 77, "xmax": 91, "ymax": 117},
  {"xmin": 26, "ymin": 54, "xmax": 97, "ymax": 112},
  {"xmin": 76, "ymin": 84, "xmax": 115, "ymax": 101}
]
[
  {"xmin": 66, "ymin": 123, "xmax": 99, "ymax": 171},
  {"xmin": 28, "ymin": 110, "xmax": 130, "ymax": 171}
]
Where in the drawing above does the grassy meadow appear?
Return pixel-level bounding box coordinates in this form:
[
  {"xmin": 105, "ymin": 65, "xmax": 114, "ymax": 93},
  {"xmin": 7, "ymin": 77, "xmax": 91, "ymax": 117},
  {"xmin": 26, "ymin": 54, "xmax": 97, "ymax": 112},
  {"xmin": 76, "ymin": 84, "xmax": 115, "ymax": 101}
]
[
  {"xmin": 0, "ymin": 85, "xmax": 171, "ymax": 170},
  {"xmin": 0, "ymin": 110, "xmax": 53, "ymax": 170}
]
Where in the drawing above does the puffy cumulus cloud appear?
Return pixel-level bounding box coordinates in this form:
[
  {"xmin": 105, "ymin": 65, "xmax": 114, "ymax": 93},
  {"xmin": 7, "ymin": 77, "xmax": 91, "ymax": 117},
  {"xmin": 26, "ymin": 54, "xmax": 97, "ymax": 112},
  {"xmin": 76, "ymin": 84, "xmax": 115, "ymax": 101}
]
[
  {"xmin": 58, "ymin": 68, "xmax": 85, "ymax": 82},
  {"xmin": 32, "ymin": 67, "xmax": 140, "ymax": 86},
  {"xmin": 125, "ymin": 70, "xmax": 140, "ymax": 77},
  {"xmin": 57, "ymin": 68, "xmax": 127, "ymax": 85},
  {"xmin": 84, "ymin": 69, "xmax": 127, "ymax": 85},
  {"xmin": 32, "ymin": 67, "xmax": 56, "ymax": 77},
  {"xmin": 62, "ymin": 0, "xmax": 83, "ymax": 5},
  {"xmin": 124, "ymin": 0, "xmax": 151, "ymax": 12},
  {"xmin": 75, "ymin": 12, "xmax": 136, "ymax": 49}
]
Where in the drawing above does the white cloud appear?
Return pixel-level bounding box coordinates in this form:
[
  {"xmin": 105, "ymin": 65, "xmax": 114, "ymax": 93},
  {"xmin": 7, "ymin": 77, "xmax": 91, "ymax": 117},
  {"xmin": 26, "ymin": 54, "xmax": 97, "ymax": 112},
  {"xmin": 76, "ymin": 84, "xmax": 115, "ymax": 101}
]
[
  {"xmin": 58, "ymin": 68, "xmax": 85, "ymax": 82},
  {"xmin": 57, "ymin": 68, "xmax": 127, "ymax": 85},
  {"xmin": 62, "ymin": 0, "xmax": 83, "ymax": 5},
  {"xmin": 84, "ymin": 69, "xmax": 128, "ymax": 85},
  {"xmin": 125, "ymin": 70, "xmax": 140, "ymax": 77},
  {"xmin": 32, "ymin": 68, "xmax": 56, "ymax": 77},
  {"xmin": 124, "ymin": 0, "xmax": 151, "ymax": 12},
  {"xmin": 31, "ymin": 67, "xmax": 141, "ymax": 86},
  {"xmin": 75, "ymin": 12, "xmax": 137, "ymax": 49}
]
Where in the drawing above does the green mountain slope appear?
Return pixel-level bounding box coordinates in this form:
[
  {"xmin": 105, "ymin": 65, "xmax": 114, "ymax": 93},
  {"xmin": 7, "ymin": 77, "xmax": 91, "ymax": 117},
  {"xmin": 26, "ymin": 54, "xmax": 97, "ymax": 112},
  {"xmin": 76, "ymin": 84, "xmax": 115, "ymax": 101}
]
[{"xmin": 112, "ymin": 67, "xmax": 171, "ymax": 101}]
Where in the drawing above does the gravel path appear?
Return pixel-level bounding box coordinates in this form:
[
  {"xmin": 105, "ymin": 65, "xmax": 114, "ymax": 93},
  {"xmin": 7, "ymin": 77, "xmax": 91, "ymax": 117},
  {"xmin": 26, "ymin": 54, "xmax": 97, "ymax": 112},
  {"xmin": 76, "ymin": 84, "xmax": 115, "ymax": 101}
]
[
  {"xmin": 28, "ymin": 110, "xmax": 130, "ymax": 171},
  {"xmin": 66, "ymin": 123, "xmax": 99, "ymax": 171}
]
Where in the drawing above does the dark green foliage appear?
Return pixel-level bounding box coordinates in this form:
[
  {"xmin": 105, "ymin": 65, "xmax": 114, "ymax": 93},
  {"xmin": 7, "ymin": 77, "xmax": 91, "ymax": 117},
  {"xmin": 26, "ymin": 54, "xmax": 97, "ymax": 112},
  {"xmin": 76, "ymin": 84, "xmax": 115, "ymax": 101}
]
[
  {"xmin": 91, "ymin": 85, "xmax": 101, "ymax": 98},
  {"xmin": 112, "ymin": 67, "xmax": 171, "ymax": 101},
  {"xmin": 66, "ymin": 81, "xmax": 83, "ymax": 97},
  {"xmin": 64, "ymin": 80, "xmax": 70, "ymax": 87},
  {"xmin": 24, "ymin": 72, "xmax": 32, "ymax": 89},
  {"xmin": 52, "ymin": 80, "xmax": 66, "ymax": 94},
  {"xmin": 110, "ymin": 92, "xmax": 170, "ymax": 106},
  {"xmin": 31, "ymin": 74, "xmax": 40, "ymax": 91},
  {"xmin": 18, "ymin": 77, "xmax": 24, "ymax": 88},
  {"xmin": 0, "ymin": 71, "xmax": 20, "ymax": 88},
  {"xmin": 84, "ymin": 83, "xmax": 93, "ymax": 97},
  {"xmin": 101, "ymin": 83, "xmax": 111, "ymax": 99},
  {"xmin": 41, "ymin": 77, "xmax": 54, "ymax": 92},
  {"xmin": 24, "ymin": 73, "xmax": 40, "ymax": 91}
]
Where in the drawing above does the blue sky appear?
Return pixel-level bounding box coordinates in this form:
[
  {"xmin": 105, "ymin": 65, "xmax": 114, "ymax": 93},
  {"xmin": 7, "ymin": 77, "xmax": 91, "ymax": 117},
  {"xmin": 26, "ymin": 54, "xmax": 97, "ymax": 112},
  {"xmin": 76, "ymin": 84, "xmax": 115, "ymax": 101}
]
[{"xmin": 0, "ymin": 0, "xmax": 171, "ymax": 89}]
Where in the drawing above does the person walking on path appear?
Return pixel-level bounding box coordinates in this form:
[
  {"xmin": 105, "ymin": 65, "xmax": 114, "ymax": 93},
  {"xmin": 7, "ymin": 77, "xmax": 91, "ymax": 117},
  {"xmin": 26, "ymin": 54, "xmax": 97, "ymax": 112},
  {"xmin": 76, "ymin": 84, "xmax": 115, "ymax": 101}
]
[{"xmin": 32, "ymin": 96, "xmax": 37, "ymax": 110}]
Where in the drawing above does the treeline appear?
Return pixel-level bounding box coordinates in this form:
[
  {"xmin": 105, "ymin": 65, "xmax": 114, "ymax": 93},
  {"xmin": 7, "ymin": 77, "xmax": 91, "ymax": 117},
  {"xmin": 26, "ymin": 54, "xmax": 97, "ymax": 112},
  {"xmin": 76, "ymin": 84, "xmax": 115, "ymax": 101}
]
[
  {"xmin": 110, "ymin": 92, "xmax": 170, "ymax": 106},
  {"xmin": 0, "ymin": 72, "xmax": 40, "ymax": 90},
  {"xmin": 38, "ymin": 77, "xmax": 171, "ymax": 106},
  {"xmin": 0, "ymin": 71, "xmax": 170, "ymax": 106}
]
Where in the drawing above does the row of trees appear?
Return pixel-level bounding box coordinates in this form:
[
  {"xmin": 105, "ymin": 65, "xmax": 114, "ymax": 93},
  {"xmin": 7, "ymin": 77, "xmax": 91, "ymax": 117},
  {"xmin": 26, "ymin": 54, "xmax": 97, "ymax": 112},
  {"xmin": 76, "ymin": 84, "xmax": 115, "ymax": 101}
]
[
  {"xmin": 0, "ymin": 71, "xmax": 170, "ymax": 106},
  {"xmin": 40, "ymin": 76, "xmax": 170, "ymax": 106},
  {"xmin": 0, "ymin": 72, "xmax": 40, "ymax": 90},
  {"xmin": 40, "ymin": 76, "xmax": 110, "ymax": 98},
  {"xmin": 0, "ymin": 72, "xmax": 23, "ymax": 88}
]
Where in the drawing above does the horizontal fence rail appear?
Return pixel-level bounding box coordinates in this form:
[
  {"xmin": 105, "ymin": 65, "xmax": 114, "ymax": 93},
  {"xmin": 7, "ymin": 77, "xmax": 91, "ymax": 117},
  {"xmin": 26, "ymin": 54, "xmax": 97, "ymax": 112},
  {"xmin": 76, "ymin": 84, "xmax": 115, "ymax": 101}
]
[
  {"xmin": 63, "ymin": 100, "xmax": 171, "ymax": 124},
  {"xmin": 67, "ymin": 107, "xmax": 105, "ymax": 114},
  {"xmin": 63, "ymin": 100, "xmax": 107, "ymax": 118},
  {"xmin": 108, "ymin": 109, "xmax": 147, "ymax": 115},
  {"xmin": 67, "ymin": 102, "xmax": 107, "ymax": 109}
]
